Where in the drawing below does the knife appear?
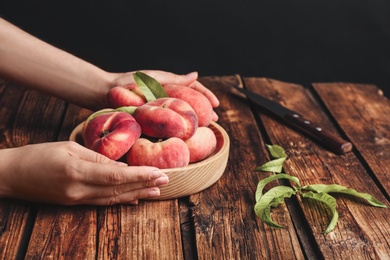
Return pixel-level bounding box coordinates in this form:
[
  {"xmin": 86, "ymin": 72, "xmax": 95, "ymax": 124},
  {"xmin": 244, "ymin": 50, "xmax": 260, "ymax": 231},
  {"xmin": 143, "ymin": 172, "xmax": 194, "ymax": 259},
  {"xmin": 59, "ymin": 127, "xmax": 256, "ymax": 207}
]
[{"xmin": 230, "ymin": 85, "xmax": 353, "ymax": 154}]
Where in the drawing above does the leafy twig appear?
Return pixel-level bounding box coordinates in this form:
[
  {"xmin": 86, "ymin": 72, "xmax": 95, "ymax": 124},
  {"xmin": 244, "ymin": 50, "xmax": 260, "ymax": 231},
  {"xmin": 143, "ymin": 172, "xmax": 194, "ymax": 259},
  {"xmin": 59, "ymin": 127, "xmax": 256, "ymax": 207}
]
[{"xmin": 254, "ymin": 144, "xmax": 387, "ymax": 234}]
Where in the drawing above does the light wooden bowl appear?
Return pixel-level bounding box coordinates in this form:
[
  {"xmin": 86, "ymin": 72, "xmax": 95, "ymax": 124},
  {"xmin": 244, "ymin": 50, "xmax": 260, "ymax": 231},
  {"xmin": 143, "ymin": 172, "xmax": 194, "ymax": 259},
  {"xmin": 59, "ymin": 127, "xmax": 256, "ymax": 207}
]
[{"xmin": 69, "ymin": 121, "xmax": 230, "ymax": 200}]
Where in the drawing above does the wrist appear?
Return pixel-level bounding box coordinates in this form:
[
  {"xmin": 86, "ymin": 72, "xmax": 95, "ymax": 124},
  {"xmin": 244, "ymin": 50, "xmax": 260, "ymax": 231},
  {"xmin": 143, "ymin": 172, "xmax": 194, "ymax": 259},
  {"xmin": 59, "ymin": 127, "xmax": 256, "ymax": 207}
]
[
  {"xmin": 86, "ymin": 69, "xmax": 115, "ymax": 110},
  {"xmin": 91, "ymin": 71, "xmax": 127, "ymax": 110}
]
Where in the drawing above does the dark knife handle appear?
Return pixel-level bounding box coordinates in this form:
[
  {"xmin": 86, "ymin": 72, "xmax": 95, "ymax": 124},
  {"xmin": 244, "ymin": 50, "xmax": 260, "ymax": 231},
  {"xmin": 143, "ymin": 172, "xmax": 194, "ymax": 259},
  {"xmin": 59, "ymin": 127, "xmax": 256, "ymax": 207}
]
[{"xmin": 284, "ymin": 113, "xmax": 353, "ymax": 154}]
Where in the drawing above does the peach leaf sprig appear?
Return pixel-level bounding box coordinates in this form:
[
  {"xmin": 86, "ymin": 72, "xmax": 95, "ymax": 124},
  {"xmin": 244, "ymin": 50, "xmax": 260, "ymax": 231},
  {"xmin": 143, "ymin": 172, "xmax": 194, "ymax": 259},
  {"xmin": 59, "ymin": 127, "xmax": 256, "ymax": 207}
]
[
  {"xmin": 88, "ymin": 72, "xmax": 168, "ymax": 120},
  {"xmin": 133, "ymin": 71, "xmax": 168, "ymax": 101},
  {"xmin": 255, "ymin": 144, "xmax": 387, "ymax": 234}
]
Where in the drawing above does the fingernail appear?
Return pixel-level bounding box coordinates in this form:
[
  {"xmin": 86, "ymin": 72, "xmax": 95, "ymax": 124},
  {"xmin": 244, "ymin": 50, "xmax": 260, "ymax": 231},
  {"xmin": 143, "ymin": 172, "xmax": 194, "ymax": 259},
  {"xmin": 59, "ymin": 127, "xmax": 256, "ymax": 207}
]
[
  {"xmin": 185, "ymin": 71, "xmax": 198, "ymax": 79},
  {"xmin": 148, "ymin": 188, "xmax": 160, "ymax": 197},
  {"xmin": 150, "ymin": 169, "xmax": 163, "ymax": 179},
  {"xmin": 155, "ymin": 175, "xmax": 169, "ymax": 186}
]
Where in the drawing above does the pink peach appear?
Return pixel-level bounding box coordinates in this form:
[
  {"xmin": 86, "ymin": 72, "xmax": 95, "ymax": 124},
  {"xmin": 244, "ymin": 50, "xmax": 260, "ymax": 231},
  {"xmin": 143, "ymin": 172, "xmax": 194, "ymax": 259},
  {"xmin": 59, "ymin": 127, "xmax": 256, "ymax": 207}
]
[
  {"xmin": 82, "ymin": 111, "xmax": 141, "ymax": 160},
  {"xmin": 185, "ymin": 127, "xmax": 217, "ymax": 163},
  {"xmin": 133, "ymin": 97, "xmax": 198, "ymax": 140},
  {"xmin": 107, "ymin": 84, "xmax": 146, "ymax": 108},
  {"xmin": 163, "ymin": 84, "xmax": 214, "ymax": 126},
  {"xmin": 127, "ymin": 137, "xmax": 190, "ymax": 169}
]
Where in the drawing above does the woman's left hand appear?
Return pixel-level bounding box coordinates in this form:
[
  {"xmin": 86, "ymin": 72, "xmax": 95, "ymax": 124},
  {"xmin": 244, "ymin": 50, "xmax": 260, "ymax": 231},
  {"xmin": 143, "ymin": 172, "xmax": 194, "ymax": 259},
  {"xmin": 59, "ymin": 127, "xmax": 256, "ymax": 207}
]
[{"xmin": 110, "ymin": 70, "xmax": 220, "ymax": 121}]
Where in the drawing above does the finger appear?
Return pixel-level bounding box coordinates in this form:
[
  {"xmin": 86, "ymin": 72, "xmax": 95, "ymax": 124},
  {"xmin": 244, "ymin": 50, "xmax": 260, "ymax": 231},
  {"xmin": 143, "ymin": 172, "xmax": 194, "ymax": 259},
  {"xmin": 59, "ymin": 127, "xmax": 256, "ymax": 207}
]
[
  {"xmin": 77, "ymin": 160, "xmax": 165, "ymax": 185},
  {"xmin": 212, "ymin": 111, "xmax": 219, "ymax": 122},
  {"xmin": 80, "ymin": 187, "xmax": 162, "ymax": 205},
  {"xmin": 112, "ymin": 70, "xmax": 220, "ymax": 108},
  {"xmin": 69, "ymin": 141, "xmax": 126, "ymax": 166},
  {"xmin": 67, "ymin": 143, "xmax": 164, "ymax": 185},
  {"xmin": 188, "ymin": 81, "xmax": 220, "ymax": 108},
  {"xmin": 82, "ymin": 173, "xmax": 169, "ymax": 199}
]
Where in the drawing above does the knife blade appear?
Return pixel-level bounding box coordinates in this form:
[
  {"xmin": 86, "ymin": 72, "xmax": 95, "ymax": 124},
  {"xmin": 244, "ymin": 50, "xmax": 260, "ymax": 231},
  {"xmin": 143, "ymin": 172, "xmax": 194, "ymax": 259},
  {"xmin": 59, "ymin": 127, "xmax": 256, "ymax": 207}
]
[{"xmin": 231, "ymin": 85, "xmax": 353, "ymax": 154}]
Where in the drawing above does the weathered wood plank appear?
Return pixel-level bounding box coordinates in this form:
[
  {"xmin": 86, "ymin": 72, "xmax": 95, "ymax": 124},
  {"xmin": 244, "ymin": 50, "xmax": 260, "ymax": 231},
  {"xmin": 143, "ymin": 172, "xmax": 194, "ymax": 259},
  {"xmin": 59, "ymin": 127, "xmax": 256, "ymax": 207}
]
[
  {"xmin": 0, "ymin": 83, "xmax": 65, "ymax": 259},
  {"xmin": 25, "ymin": 205, "xmax": 97, "ymax": 259},
  {"xmin": 97, "ymin": 201, "xmax": 183, "ymax": 260},
  {"xmin": 25, "ymin": 104, "xmax": 97, "ymax": 259},
  {"xmin": 0, "ymin": 201, "xmax": 31, "ymax": 260},
  {"xmin": 190, "ymin": 76, "xmax": 305, "ymax": 259},
  {"xmin": 0, "ymin": 83, "xmax": 25, "ymax": 148},
  {"xmin": 179, "ymin": 197, "xmax": 197, "ymax": 260},
  {"xmin": 0, "ymin": 83, "xmax": 30, "ymax": 259},
  {"xmin": 3, "ymin": 77, "xmax": 389, "ymax": 259},
  {"xmin": 312, "ymin": 83, "xmax": 390, "ymax": 196},
  {"xmin": 24, "ymin": 102, "xmax": 184, "ymax": 259},
  {"xmin": 7, "ymin": 87, "xmax": 66, "ymax": 146},
  {"xmin": 244, "ymin": 78, "xmax": 390, "ymax": 259}
]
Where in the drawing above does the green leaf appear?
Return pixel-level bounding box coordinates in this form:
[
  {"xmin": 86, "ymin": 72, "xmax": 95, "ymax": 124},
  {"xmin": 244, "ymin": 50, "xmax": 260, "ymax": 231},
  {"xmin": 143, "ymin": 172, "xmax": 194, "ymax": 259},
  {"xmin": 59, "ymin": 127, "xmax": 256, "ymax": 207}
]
[
  {"xmin": 303, "ymin": 191, "xmax": 339, "ymax": 234},
  {"xmin": 257, "ymin": 144, "xmax": 288, "ymax": 173},
  {"xmin": 114, "ymin": 106, "xmax": 137, "ymax": 115},
  {"xmin": 133, "ymin": 71, "xmax": 168, "ymax": 101},
  {"xmin": 253, "ymin": 144, "xmax": 388, "ymax": 235},
  {"xmin": 302, "ymin": 184, "xmax": 387, "ymax": 208},
  {"xmin": 266, "ymin": 144, "xmax": 287, "ymax": 159},
  {"xmin": 87, "ymin": 109, "xmax": 115, "ymax": 122},
  {"xmin": 86, "ymin": 106, "xmax": 138, "ymax": 123},
  {"xmin": 256, "ymin": 157, "xmax": 286, "ymax": 173},
  {"xmin": 255, "ymin": 173, "xmax": 300, "ymax": 202},
  {"xmin": 254, "ymin": 186, "xmax": 296, "ymax": 228}
]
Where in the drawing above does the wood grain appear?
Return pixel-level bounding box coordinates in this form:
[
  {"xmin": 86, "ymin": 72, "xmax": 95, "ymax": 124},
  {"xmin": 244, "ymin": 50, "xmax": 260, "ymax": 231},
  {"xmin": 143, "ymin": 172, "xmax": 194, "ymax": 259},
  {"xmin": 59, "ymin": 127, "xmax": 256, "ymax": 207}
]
[
  {"xmin": 244, "ymin": 78, "xmax": 390, "ymax": 259},
  {"xmin": 0, "ymin": 83, "xmax": 28, "ymax": 259},
  {"xmin": 190, "ymin": 76, "xmax": 305, "ymax": 260},
  {"xmin": 22, "ymin": 103, "xmax": 97, "ymax": 259},
  {"xmin": 1, "ymin": 77, "xmax": 389, "ymax": 259},
  {"xmin": 22, "ymin": 102, "xmax": 184, "ymax": 259},
  {"xmin": 25, "ymin": 206, "xmax": 97, "ymax": 259},
  {"xmin": 0, "ymin": 83, "xmax": 66, "ymax": 259},
  {"xmin": 313, "ymin": 83, "xmax": 390, "ymax": 196},
  {"xmin": 97, "ymin": 202, "xmax": 183, "ymax": 259}
]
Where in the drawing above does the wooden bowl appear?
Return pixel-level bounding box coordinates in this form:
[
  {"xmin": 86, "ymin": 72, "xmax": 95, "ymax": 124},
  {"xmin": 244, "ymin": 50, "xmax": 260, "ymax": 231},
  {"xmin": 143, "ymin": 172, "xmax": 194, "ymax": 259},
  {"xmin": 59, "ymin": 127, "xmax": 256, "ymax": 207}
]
[{"xmin": 69, "ymin": 121, "xmax": 230, "ymax": 200}]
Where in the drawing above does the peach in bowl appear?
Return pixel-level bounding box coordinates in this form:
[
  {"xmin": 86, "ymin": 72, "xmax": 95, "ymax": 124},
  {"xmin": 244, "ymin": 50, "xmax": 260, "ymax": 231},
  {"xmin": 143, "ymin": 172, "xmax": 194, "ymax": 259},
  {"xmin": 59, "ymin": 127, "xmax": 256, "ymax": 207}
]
[{"xmin": 69, "ymin": 121, "xmax": 230, "ymax": 200}]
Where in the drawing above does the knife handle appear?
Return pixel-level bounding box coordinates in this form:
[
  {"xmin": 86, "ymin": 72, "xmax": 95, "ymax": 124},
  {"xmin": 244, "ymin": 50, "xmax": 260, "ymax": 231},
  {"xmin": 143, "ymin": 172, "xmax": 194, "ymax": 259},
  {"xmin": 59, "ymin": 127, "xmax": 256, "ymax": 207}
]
[{"xmin": 284, "ymin": 113, "xmax": 353, "ymax": 154}]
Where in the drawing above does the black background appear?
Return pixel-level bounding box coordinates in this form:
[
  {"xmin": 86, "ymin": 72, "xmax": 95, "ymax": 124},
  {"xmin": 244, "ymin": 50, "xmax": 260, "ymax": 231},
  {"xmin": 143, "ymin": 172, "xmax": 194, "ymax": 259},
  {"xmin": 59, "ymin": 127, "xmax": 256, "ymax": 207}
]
[{"xmin": 2, "ymin": 1, "xmax": 390, "ymax": 97}]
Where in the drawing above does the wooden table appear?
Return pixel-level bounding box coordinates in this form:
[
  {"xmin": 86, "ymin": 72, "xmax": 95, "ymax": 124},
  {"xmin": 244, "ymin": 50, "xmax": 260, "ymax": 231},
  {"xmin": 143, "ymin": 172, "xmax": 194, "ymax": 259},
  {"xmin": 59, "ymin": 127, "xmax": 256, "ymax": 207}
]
[{"xmin": 1, "ymin": 75, "xmax": 389, "ymax": 259}]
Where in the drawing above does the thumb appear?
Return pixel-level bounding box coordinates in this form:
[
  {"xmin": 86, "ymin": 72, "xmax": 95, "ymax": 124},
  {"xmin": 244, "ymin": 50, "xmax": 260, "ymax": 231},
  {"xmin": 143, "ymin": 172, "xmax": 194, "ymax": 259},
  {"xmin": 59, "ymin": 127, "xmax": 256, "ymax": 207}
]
[{"xmin": 70, "ymin": 142, "xmax": 127, "ymax": 166}]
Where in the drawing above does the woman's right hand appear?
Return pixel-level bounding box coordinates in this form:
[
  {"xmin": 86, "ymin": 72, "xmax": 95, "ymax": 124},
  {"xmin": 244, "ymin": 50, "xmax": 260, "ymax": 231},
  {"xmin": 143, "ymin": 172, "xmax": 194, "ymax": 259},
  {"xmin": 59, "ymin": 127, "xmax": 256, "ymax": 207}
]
[{"xmin": 0, "ymin": 141, "xmax": 169, "ymax": 205}]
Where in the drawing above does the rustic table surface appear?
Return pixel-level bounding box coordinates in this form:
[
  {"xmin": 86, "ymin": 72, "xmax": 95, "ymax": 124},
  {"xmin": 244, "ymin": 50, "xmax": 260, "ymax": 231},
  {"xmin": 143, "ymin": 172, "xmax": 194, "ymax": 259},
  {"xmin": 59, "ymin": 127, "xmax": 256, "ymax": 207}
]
[{"xmin": 1, "ymin": 75, "xmax": 389, "ymax": 259}]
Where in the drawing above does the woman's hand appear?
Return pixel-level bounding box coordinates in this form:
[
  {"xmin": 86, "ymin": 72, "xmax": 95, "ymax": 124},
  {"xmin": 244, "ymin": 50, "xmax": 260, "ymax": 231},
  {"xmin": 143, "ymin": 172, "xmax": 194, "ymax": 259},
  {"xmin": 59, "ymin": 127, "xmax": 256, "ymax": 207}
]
[
  {"xmin": 0, "ymin": 141, "xmax": 169, "ymax": 205},
  {"xmin": 110, "ymin": 70, "xmax": 220, "ymax": 121}
]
